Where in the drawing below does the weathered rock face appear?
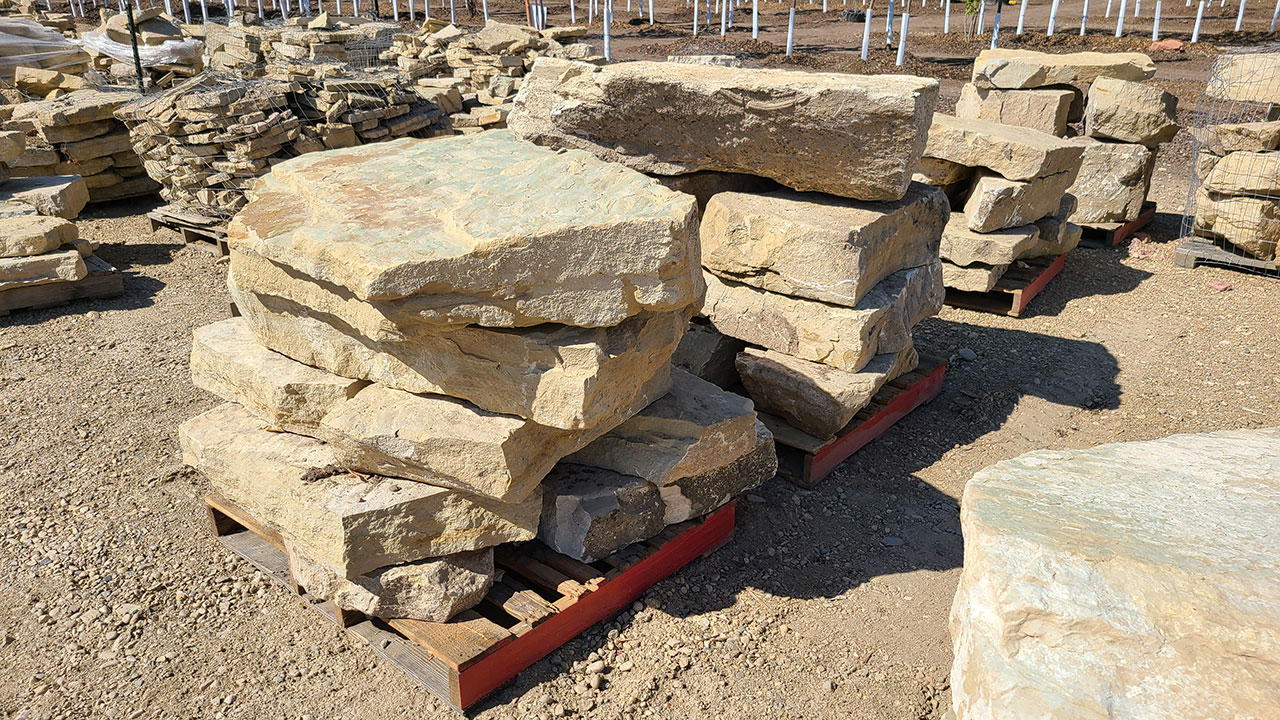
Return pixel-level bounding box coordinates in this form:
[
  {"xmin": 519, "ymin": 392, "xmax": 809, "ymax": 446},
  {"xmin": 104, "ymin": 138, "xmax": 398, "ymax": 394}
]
[
  {"xmin": 0, "ymin": 248, "xmax": 86, "ymax": 290},
  {"xmin": 0, "ymin": 130, "xmax": 26, "ymax": 165},
  {"xmin": 950, "ymin": 428, "xmax": 1280, "ymax": 720},
  {"xmin": 671, "ymin": 320, "xmax": 745, "ymax": 389},
  {"xmin": 10, "ymin": 88, "xmax": 136, "ymax": 126},
  {"xmin": 0, "ymin": 215, "xmax": 77, "ymax": 258},
  {"xmin": 1205, "ymin": 119, "xmax": 1280, "ymax": 152},
  {"xmin": 658, "ymin": 419, "xmax": 776, "ymax": 525},
  {"xmin": 972, "ymin": 49, "xmax": 1156, "ymax": 89},
  {"xmin": 179, "ymin": 403, "xmax": 540, "ymax": 576},
  {"xmin": 508, "ymin": 58, "xmax": 939, "ymax": 201},
  {"xmin": 289, "ymin": 545, "xmax": 494, "ymax": 622},
  {"xmin": 924, "ymin": 114, "xmax": 1083, "ymax": 181},
  {"xmin": 1203, "ymin": 151, "xmax": 1280, "ymax": 195},
  {"xmin": 567, "ymin": 368, "xmax": 759, "ymax": 487},
  {"xmin": 965, "ymin": 170, "xmax": 1077, "ymax": 233},
  {"xmin": 940, "ymin": 214, "xmax": 1041, "ymax": 266},
  {"xmin": 701, "ymin": 262, "xmax": 942, "ymax": 374},
  {"xmin": 1193, "ymin": 190, "xmax": 1280, "ymax": 261},
  {"xmin": 0, "ymin": 175, "xmax": 89, "ymax": 219},
  {"xmin": 537, "ymin": 464, "xmax": 666, "ymax": 562},
  {"xmin": 1064, "ymin": 137, "xmax": 1156, "ymax": 224},
  {"xmin": 942, "ymin": 262, "xmax": 1009, "ymax": 292},
  {"xmin": 1205, "ymin": 52, "xmax": 1280, "ymax": 104},
  {"xmin": 1028, "ymin": 198, "xmax": 1083, "ymax": 258},
  {"xmin": 700, "ymin": 183, "xmax": 948, "ymax": 308},
  {"xmin": 1084, "ymin": 77, "xmax": 1179, "ymax": 148},
  {"xmin": 228, "ymin": 253, "xmax": 684, "ymax": 431},
  {"xmin": 955, "ymin": 84, "xmax": 1075, "ymax": 136},
  {"xmin": 227, "ymin": 131, "xmax": 702, "ymax": 328},
  {"xmin": 190, "ymin": 318, "xmax": 368, "ymax": 434}
]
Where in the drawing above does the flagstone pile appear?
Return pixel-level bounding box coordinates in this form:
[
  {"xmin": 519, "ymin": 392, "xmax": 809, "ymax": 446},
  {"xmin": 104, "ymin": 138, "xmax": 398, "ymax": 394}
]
[
  {"xmin": 180, "ymin": 130, "xmax": 773, "ymax": 622},
  {"xmin": 81, "ymin": 8, "xmax": 205, "ymax": 86},
  {"xmin": 914, "ymin": 114, "xmax": 1084, "ymax": 293}
]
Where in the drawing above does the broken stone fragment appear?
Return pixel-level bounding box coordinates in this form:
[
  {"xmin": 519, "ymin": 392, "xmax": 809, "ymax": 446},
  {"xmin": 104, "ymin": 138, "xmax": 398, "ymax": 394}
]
[
  {"xmin": 913, "ymin": 156, "xmax": 973, "ymax": 186},
  {"xmin": 0, "ymin": 214, "xmax": 78, "ymax": 258},
  {"xmin": 1203, "ymin": 151, "xmax": 1280, "ymax": 195},
  {"xmin": 955, "ymin": 83, "xmax": 1075, "ymax": 136},
  {"xmin": 942, "ymin": 261, "xmax": 1009, "ymax": 293},
  {"xmin": 1027, "ymin": 195, "xmax": 1083, "ymax": 258},
  {"xmin": 658, "ymin": 419, "xmax": 777, "ymax": 525},
  {"xmin": 700, "ymin": 183, "xmax": 948, "ymax": 308},
  {"xmin": 671, "ymin": 320, "xmax": 745, "ymax": 389},
  {"xmin": 508, "ymin": 57, "xmax": 939, "ymax": 201},
  {"xmin": 1063, "ymin": 137, "xmax": 1156, "ymax": 224},
  {"xmin": 971, "ymin": 48, "xmax": 1156, "ymax": 89},
  {"xmin": 940, "ymin": 213, "xmax": 1040, "ymax": 267},
  {"xmin": 0, "ymin": 248, "xmax": 87, "ymax": 291},
  {"xmin": 1084, "ymin": 77, "xmax": 1179, "ymax": 148},
  {"xmin": 536, "ymin": 464, "xmax": 666, "ymax": 563},
  {"xmin": 923, "ymin": 113, "xmax": 1084, "ymax": 181},
  {"xmin": 179, "ymin": 403, "xmax": 540, "ymax": 577},
  {"xmin": 964, "ymin": 170, "xmax": 1078, "ymax": 233}
]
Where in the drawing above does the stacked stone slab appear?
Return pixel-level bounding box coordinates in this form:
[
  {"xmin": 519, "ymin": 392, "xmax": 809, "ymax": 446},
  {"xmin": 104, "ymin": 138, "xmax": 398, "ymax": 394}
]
[
  {"xmin": 180, "ymin": 130, "xmax": 769, "ymax": 620},
  {"xmin": 510, "ymin": 59, "xmax": 946, "ymax": 443},
  {"xmin": 83, "ymin": 9, "xmax": 204, "ymax": 85},
  {"xmin": 950, "ymin": 428, "xmax": 1280, "ymax": 720},
  {"xmin": 960, "ymin": 49, "xmax": 1176, "ymax": 228},
  {"xmin": 915, "ymin": 114, "xmax": 1084, "ymax": 293},
  {"xmin": 4, "ymin": 89, "xmax": 158, "ymax": 203},
  {"xmin": 208, "ymin": 15, "xmax": 398, "ymax": 75}
]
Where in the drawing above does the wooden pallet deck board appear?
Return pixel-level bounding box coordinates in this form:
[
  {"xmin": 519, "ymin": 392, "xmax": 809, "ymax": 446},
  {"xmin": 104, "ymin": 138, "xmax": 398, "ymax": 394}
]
[
  {"xmin": 148, "ymin": 205, "xmax": 230, "ymax": 257},
  {"xmin": 1175, "ymin": 238, "xmax": 1279, "ymax": 276},
  {"xmin": 0, "ymin": 255, "xmax": 124, "ymax": 316},
  {"xmin": 205, "ymin": 495, "xmax": 735, "ymax": 712},
  {"xmin": 1079, "ymin": 201, "xmax": 1157, "ymax": 248},
  {"xmin": 944, "ymin": 253, "xmax": 1066, "ymax": 317}
]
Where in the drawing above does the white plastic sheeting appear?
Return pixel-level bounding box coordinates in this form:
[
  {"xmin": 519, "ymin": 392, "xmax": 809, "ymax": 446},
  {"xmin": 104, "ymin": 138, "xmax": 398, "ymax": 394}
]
[
  {"xmin": 80, "ymin": 30, "xmax": 204, "ymax": 68},
  {"xmin": 0, "ymin": 18, "xmax": 88, "ymax": 79}
]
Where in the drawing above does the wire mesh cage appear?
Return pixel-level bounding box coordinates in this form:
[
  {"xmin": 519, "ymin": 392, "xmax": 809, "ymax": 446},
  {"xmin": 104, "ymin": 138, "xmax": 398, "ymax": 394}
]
[{"xmin": 1181, "ymin": 46, "xmax": 1280, "ymax": 277}]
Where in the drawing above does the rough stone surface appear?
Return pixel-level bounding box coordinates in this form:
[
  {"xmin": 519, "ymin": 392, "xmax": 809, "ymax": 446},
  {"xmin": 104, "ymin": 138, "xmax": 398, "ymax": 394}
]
[
  {"xmin": 924, "ymin": 114, "xmax": 1083, "ymax": 181},
  {"xmin": 0, "ymin": 175, "xmax": 89, "ymax": 219},
  {"xmin": 1205, "ymin": 119, "xmax": 1280, "ymax": 152},
  {"xmin": 228, "ymin": 251, "xmax": 684, "ymax": 431},
  {"xmin": 1064, "ymin": 137, "xmax": 1156, "ymax": 224},
  {"xmin": 1026, "ymin": 195, "xmax": 1082, "ymax": 258},
  {"xmin": 178, "ymin": 403, "xmax": 540, "ymax": 577},
  {"xmin": 972, "ymin": 49, "xmax": 1156, "ymax": 90},
  {"xmin": 508, "ymin": 58, "xmax": 939, "ymax": 201},
  {"xmin": 1193, "ymin": 191, "xmax": 1280, "ymax": 261},
  {"xmin": 1084, "ymin": 77, "xmax": 1179, "ymax": 148},
  {"xmin": 289, "ymin": 545, "xmax": 493, "ymax": 623},
  {"xmin": 1203, "ymin": 151, "xmax": 1280, "ymax": 195},
  {"xmin": 568, "ymin": 368, "xmax": 759, "ymax": 487},
  {"xmin": 0, "ymin": 215, "xmax": 78, "ymax": 258},
  {"xmin": 737, "ymin": 345, "xmax": 918, "ymax": 439},
  {"xmin": 658, "ymin": 419, "xmax": 777, "ymax": 525},
  {"xmin": 700, "ymin": 183, "xmax": 948, "ymax": 308},
  {"xmin": 0, "ymin": 248, "xmax": 87, "ymax": 290},
  {"xmin": 964, "ymin": 170, "xmax": 1078, "ymax": 233},
  {"xmin": 9, "ymin": 88, "xmax": 136, "ymax": 126},
  {"xmin": 950, "ymin": 428, "xmax": 1280, "ymax": 720},
  {"xmin": 227, "ymin": 131, "xmax": 702, "ymax": 327},
  {"xmin": 955, "ymin": 84, "xmax": 1075, "ymax": 136},
  {"xmin": 701, "ymin": 261, "xmax": 942, "ymax": 373},
  {"xmin": 671, "ymin": 320, "xmax": 745, "ymax": 389},
  {"xmin": 940, "ymin": 213, "xmax": 1041, "ymax": 266},
  {"xmin": 1205, "ymin": 52, "xmax": 1280, "ymax": 104},
  {"xmin": 942, "ymin": 261, "xmax": 1009, "ymax": 292},
  {"xmin": 537, "ymin": 464, "xmax": 666, "ymax": 562},
  {"xmin": 189, "ymin": 318, "xmax": 368, "ymax": 434},
  {"xmin": 0, "ymin": 130, "xmax": 25, "ymax": 165}
]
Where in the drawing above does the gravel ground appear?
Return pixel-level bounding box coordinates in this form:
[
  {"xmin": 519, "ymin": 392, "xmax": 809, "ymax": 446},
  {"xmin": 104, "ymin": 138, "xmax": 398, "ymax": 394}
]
[{"xmin": 3, "ymin": 36, "xmax": 1279, "ymax": 720}]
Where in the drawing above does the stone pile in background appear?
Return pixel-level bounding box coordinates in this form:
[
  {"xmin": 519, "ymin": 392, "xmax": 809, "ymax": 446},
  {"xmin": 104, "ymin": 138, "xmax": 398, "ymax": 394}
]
[
  {"xmin": 83, "ymin": 9, "xmax": 205, "ymax": 86},
  {"xmin": 0, "ymin": 17, "xmax": 90, "ymax": 84},
  {"xmin": 915, "ymin": 114, "xmax": 1084, "ymax": 293},
  {"xmin": 209, "ymin": 14, "xmax": 399, "ymax": 77}
]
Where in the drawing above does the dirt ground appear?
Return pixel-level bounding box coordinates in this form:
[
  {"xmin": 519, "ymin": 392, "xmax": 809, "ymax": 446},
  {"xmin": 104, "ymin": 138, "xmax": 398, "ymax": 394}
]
[{"xmin": 3, "ymin": 11, "xmax": 1280, "ymax": 720}]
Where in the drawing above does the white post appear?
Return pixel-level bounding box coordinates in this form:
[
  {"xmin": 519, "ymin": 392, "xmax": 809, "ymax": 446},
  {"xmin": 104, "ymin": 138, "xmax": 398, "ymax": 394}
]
[
  {"xmin": 1193, "ymin": 0, "xmax": 1204, "ymax": 38},
  {"xmin": 1105, "ymin": 0, "xmax": 1112, "ymax": 16},
  {"xmin": 1081, "ymin": 0, "xmax": 1090, "ymax": 33},
  {"xmin": 896, "ymin": 12, "xmax": 909, "ymax": 64},
  {"xmin": 1048, "ymin": 0, "xmax": 1059, "ymax": 33},
  {"xmin": 449, "ymin": 0, "xmax": 455, "ymax": 22},
  {"xmin": 165, "ymin": 0, "xmax": 172, "ymax": 13},
  {"xmin": 649, "ymin": 0, "xmax": 653, "ymax": 22},
  {"xmin": 604, "ymin": 0, "xmax": 612, "ymax": 58},
  {"xmin": 944, "ymin": 0, "xmax": 950, "ymax": 32},
  {"xmin": 693, "ymin": 0, "xmax": 698, "ymax": 32},
  {"xmin": 1115, "ymin": 0, "xmax": 1126, "ymax": 34},
  {"xmin": 1235, "ymin": 0, "xmax": 1246, "ymax": 30},
  {"xmin": 1272, "ymin": 0, "xmax": 1280, "ymax": 30},
  {"xmin": 720, "ymin": 0, "xmax": 727, "ymax": 33},
  {"xmin": 886, "ymin": 0, "xmax": 895, "ymax": 44},
  {"xmin": 861, "ymin": 7, "xmax": 872, "ymax": 57},
  {"xmin": 786, "ymin": 6, "xmax": 795, "ymax": 55},
  {"xmin": 482, "ymin": 0, "xmax": 488, "ymax": 18},
  {"xmin": 1017, "ymin": 0, "xmax": 1028, "ymax": 33},
  {"xmin": 200, "ymin": 0, "xmax": 207, "ymax": 23},
  {"xmin": 1152, "ymin": 0, "xmax": 1162, "ymax": 36},
  {"xmin": 991, "ymin": 1, "xmax": 1000, "ymax": 46},
  {"xmin": 183, "ymin": 0, "xmax": 190, "ymax": 24},
  {"xmin": 977, "ymin": 0, "xmax": 985, "ymax": 35},
  {"xmin": 392, "ymin": 0, "xmax": 399, "ymax": 19},
  {"xmin": 752, "ymin": 0, "xmax": 758, "ymax": 36},
  {"xmin": 1134, "ymin": 0, "xmax": 1139, "ymax": 13}
]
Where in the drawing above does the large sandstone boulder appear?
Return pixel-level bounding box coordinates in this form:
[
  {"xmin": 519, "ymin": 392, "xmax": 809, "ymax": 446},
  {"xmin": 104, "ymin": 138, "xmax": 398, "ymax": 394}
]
[
  {"xmin": 227, "ymin": 131, "xmax": 701, "ymax": 329},
  {"xmin": 508, "ymin": 58, "xmax": 939, "ymax": 201},
  {"xmin": 700, "ymin": 183, "xmax": 948, "ymax": 308},
  {"xmin": 0, "ymin": 248, "xmax": 86, "ymax": 291},
  {"xmin": 964, "ymin": 170, "xmax": 1077, "ymax": 233},
  {"xmin": 942, "ymin": 262, "xmax": 1008, "ymax": 293},
  {"xmin": 1084, "ymin": 77, "xmax": 1179, "ymax": 148},
  {"xmin": 537, "ymin": 464, "xmax": 666, "ymax": 562},
  {"xmin": 1063, "ymin": 137, "xmax": 1155, "ymax": 224},
  {"xmin": 940, "ymin": 215, "xmax": 1040, "ymax": 266},
  {"xmin": 972, "ymin": 49, "xmax": 1156, "ymax": 90},
  {"xmin": 950, "ymin": 428, "xmax": 1280, "ymax": 720},
  {"xmin": 924, "ymin": 114, "xmax": 1083, "ymax": 181},
  {"xmin": 179, "ymin": 403, "xmax": 540, "ymax": 576},
  {"xmin": 0, "ymin": 175, "xmax": 89, "ymax": 219},
  {"xmin": 1193, "ymin": 190, "xmax": 1280, "ymax": 261},
  {"xmin": 0, "ymin": 215, "xmax": 77, "ymax": 258},
  {"xmin": 1203, "ymin": 151, "xmax": 1280, "ymax": 195},
  {"xmin": 955, "ymin": 84, "xmax": 1076, "ymax": 136},
  {"xmin": 1203, "ymin": 119, "xmax": 1280, "ymax": 152},
  {"xmin": 701, "ymin": 261, "xmax": 942, "ymax": 374},
  {"xmin": 1205, "ymin": 52, "xmax": 1280, "ymax": 105}
]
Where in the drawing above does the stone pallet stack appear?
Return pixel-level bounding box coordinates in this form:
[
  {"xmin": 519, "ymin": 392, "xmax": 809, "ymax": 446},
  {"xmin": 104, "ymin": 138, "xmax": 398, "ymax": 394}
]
[
  {"xmin": 510, "ymin": 59, "xmax": 947, "ymax": 444},
  {"xmin": 84, "ymin": 9, "xmax": 205, "ymax": 85},
  {"xmin": 4, "ymin": 89, "xmax": 159, "ymax": 204},
  {"xmin": 0, "ymin": 17, "xmax": 90, "ymax": 83},
  {"xmin": 180, "ymin": 130, "xmax": 776, "ymax": 623},
  {"xmin": 960, "ymin": 49, "xmax": 1177, "ymax": 229},
  {"xmin": 914, "ymin": 114, "xmax": 1084, "ymax": 294},
  {"xmin": 209, "ymin": 14, "xmax": 398, "ymax": 75}
]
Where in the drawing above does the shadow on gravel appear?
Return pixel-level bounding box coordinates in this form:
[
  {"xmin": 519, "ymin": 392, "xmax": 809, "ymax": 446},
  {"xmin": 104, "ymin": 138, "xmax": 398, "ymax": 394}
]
[
  {"xmin": 1022, "ymin": 247, "xmax": 1154, "ymax": 317},
  {"xmin": 79, "ymin": 194, "xmax": 164, "ymax": 221}
]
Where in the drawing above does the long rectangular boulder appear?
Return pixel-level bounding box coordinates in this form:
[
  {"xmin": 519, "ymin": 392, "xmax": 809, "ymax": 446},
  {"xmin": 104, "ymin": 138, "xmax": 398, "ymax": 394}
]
[
  {"xmin": 924, "ymin": 114, "xmax": 1084, "ymax": 181},
  {"xmin": 971, "ymin": 49, "xmax": 1156, "ymax": 90}
]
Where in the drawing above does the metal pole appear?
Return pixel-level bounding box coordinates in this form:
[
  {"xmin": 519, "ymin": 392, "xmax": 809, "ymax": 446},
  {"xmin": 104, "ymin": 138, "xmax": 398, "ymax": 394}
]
[
  {"xmin": 1272, "ymin": 0, "xmax": 1280, "ymax": 31},
  {"xmin": 1017, "ymin": 0, "xmax": 1028, "ymax": 33},
  {"xmin": 862, "ymin": 6, "xmax": 872, "ymax": 56},
  {"xmin": 1048, "ymin": 0, "xmax": 1059, "ymax": 33},
  {"xmin": 125, "ymin": 1, "xmax": 145, "ymax": 94},
  {"xmin": 1235, "ymin": 0, "xmax": 1246, "ymax": 30},
  {"xmin": 752, "ymin": 0, "xmax": 758, "ymax": 36},
  {"xmin": 991, "ymin": 0, "xmax": 1001, "ymax": 46},
  {"xmin": 1193, "ymin": 0, "xmax": 1205, "ymax": 39},
  {"xmin": 1115, "ymin": 0, "xmax": 1126, "ymax": 34},
  {"xmin": 786, "ymin": 4, "xmax": 796, "ymax": 54},
  {"xmin": 1152, "ymin": 0, "xmax": 1161, "ymax": 36},
  {"xmin": 886, "ymin": 0, "xmax": 895, "ymax": 44},
  {"xmin": 944, "ymin": 0, "xmax": 950, "ymax": 32},
  {"xmin": 896, "ymin": 12, "xmax": 909, "ymax": 64},
  {"xmin": 1081, "ymin": 0, "xmax": 1090, "ymax": 33}
]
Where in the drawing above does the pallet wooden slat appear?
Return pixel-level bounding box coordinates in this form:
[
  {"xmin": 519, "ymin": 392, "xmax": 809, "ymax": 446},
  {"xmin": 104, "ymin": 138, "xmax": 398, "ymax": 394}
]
[
  {"xmin": 1175, "ymin": 238, "xmax": 1280, "ymax": 275},
  {"xmin": 944, "ymin": 253, "xmax": 1066, "ymax": 317},
  {"xmin": 1079, "ymin": 201, "xmax": 1157, "ymax": 248},
  {"xmin": 0, "ymin": 255, "xmax": 124, "ymax": 316}
]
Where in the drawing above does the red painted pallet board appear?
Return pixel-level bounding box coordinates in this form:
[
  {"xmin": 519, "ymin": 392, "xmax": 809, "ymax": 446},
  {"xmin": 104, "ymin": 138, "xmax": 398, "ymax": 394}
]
[
  {"xmin": 1079, "ymin": 201, "xmax": 1157, "ymax": 248},
  {"xmin": 944, "ymin": 253, "xmax": 1066, "ymax": 317}
]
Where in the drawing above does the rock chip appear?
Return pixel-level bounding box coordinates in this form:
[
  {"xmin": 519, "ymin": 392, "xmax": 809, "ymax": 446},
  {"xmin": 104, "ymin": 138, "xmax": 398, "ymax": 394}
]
[
  {"xmin": 508, "ymin": 58, "xmax": 939, "ymax": 201},
  {"xmin": 924, "ymin": 114, "xmax": 1083, "ymax": 181},
  {"xmin": 0, "ymin": 175, "xmax": 89, "ymax": 219},
  {"xmin": 950, "ymin": 428, "xmax": 1280, "ymax": 720},
  {"xmin": 1063, "ymin": 137, "xmax": 1155, "ymax": 224},
  {"xmin": 955, "ymin": 83, "xmax": 1076, "ymax": 136},
  {"xmin": 0, "ymin": 248, "xmax": 86, "ymax": 290},
  {"xmin": 972, "ymin": 49, "xmax": 1156, "ymax": 89},
  {"xmin": 940, "ymin": 213, "xmax": 1041, "ymax": 266},
  {"xmin": 0, "ymin": 214, "xmax": 78, "ymax": 258},
  {"xmin": 537, "ymin": 464, "xmax": 666, "ymax": 562},
  {"xmin": 964, "ymin": 170, "xmax": 1078, "ymax": 233},
  {"xmin": 1084, "ymin": 77, "xmax": 1179, "ymax": 147}
]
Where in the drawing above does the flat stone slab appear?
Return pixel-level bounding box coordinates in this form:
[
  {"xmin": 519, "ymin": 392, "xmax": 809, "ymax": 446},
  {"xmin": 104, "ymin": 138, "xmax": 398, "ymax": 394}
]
[
  {"xmin": 924, "ymin": 114, "xmax": 1083, "ymax": 181},
  {"xmin": 940, "ymin": 213, "xmax": 1040, "ymax": 267},
  {"xmin": 537, "ymin": 463, "xmax": 666, "ymax": 563},
  {"xmin": 1064, "ymin": 137, "xmax": 1155, "ymax": 224},
  {"xmin": 9, "ymin": 88, "xmax": 138, "ymax": 126},
  {"xmin": 950, "ymin": 427, "xmax": 1280, "ymax": 720},
  {"xmin": 965, "ymin": 170, "xmax": 1077, "ymax": 233},
  {"xmin": 1204, "ymin": 119, "xmax": 1280, "ymax": 152},
  {"xmin": 955, "ymin": 84, "xmax": 1075, "ymax": 136},
  {"xmin": 1205, "ymin": 52, "xmax": 1280, "ymax": 105},
  {"xmin": 0, "ymin": 248, "xmax": 87, "ymax": 291},
  {"xmin": 0, "ymin": 175, "xmax": 89, "ymax": 220},
  {"xmin": 0, "ymin": 130, "xmax": 25, "ymax": 165},
  {"xmin": 942, "ymin": 261, "xmax": 1009, "ymax": 292},
  {"xmin": 0, "ymin": 215, "xmax": 78, "ymax": 258},
  {"xmin": 972, "ymin": 49, "xmax": 1156, "ymax": 90},
  {"xmin": 700, "ymin": 183, "xmax": 948, "ymax": 308},
  {"xmin": 508, "ymin": 58, "xmax": 938, "ymax": 201},
  {"xmin": 702, "ymin": 262, "xmax": 942, "ymax": 373},
  {"xmin": 228, "ymin": 130, "xmax": 701, "ymax": 328},
  {"xmin": 658, "ymin": 419, "xmax": 776, "ymax": 525},
  {"xmin": 1084, "ymin": 77, "xmax": 1179, "ymax": 148},
  {"xmin": 180, "ymin": 403, "xmax": 540, "ymax": 577}
]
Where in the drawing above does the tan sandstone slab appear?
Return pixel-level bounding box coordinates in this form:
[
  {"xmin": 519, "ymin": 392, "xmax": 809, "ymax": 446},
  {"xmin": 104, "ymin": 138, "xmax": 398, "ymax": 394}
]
[
  {"xmin": 1203, "ymin": 151, "xmax": 1280, "ymax": 195},
  {"xmin": 913, "ymin": 157, "xmax": 974, "ymax": 186},
  {"xmin": 702, "ymin": 261, "xmax": 942, "ymax": 374},
  {"xmin": 0, "ymin": 214, "xmax": 78, "ymax": 258},
  {"xmin": 955, "ymin": 84, "xmax": 1075, "ymax": 136},
  {"xmin": 190, "ymin": 318, "xmax": 368, "ymax": 434},
  {"xmin": 228, "ymin": 131, "xmax": 701, "ymax": 328},
  {"xmin": 1205, "ymin": 119, "xmax": 1280, "ymax": 152},
  {"xmin": 924, "ymin": 114, "xmax": 1083, "ymax": 181},
  {"xmin": 942, "ymin": 261, "xmax": 1009, "ymax": 292},
  {"xmin": 1, "ymin": 175, "xmax": 89, "ymax": 220},
  {"xmin": 508, "ymin": 58, "xmax": 938, "ymax": 201},
  {"xmin": 10, "ymin": 89, "xmax": 138, "ymax": 126},
  {"xmin": 1063, "ymin": 137, "xmax": 1156, "ymax": 224},
  {"xmin": 972, "ymin": 49, "xmax": 1156, "ymax": 90},
  {"xmin": 0, "ymin": 130, "xmax": 25, "ymax": 165},
  {"xmin": 1193, "ymin": 190, "xmax": 1280, "ymax": 261},
  {"xmin": 965, "ymin": 170, "xmax": 1078, "ymax": 233},
  {"xmin": 1084, "ymin": 77, "xmax": 1179, "ymax": 148},
  {"xmin": 700, "ymin": 183, "xmax": 947, "ymax": 308},
  {"xmin": 940, "ymin": 213, "xmax": 1041, "ymax": 266},
  {"xmin": 950, "ymin": 428, "xmax": 1280, "ymax": 720},
  {"xmin": 179, "ymin": 403, "xmax": 540, "ymax": 577},
  {"xmin": 0, "ymin": 248, "xmax": 86, "ymax": 291},
  {"xmin": 1205, "ymin": 52, "xmax": 1280, "ymax": 105}
]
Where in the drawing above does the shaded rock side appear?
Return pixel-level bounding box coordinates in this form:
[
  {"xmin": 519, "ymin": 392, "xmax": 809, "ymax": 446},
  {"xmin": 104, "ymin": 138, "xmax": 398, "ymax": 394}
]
[
  {"xmin": 964, "ymin": 170, "xmax": 1078, "ymax": 233},
  {"xmin": 972, "ymin": 49, "xmax": 1156, "ymax": 89},
  {"xmin": 508, "ymin": 58, "xmax": 939, "ymax": 201},
  {"xmin": 923, "ymin": 113, "xmax": 1084, "ymax": 181},
  {"xmin": 942, "ymin": 261, "xmax": 1009, "ymax": 293},
  {"xmin": 652, "ymin": 171, "xmax": 780, "ymax": 215},
  {"xmin": 1084, "ymin": 77, "xmax": 1179, "ymax": 148},
  {"xmin": 537, "ymin": 464, "xmax": 666, "ymax": 563},
  {"xmin": 671, "ymin": 319, "xmax": 745, "ymax": 389},
  {"xmin": 658, "ymin": 419, "xmax": 777, "ymax": 525}
]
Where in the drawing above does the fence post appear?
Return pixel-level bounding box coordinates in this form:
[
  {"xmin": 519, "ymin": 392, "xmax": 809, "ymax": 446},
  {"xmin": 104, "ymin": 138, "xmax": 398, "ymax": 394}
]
[
  {"xmin": 1235, "ymin": 0, "xmax": 1246, "ymax": 30},
  {"xmin": 1152, "ymin": 0, "xmax": 1161, "ymax": 37},
  {"xmin": 752, "ymin": 0, "xmax": 759, "ymax": 36},
  {"xmin": 1081, "ymin": 0, "xmax": 1090, "ymax": 32},
  {"xmin": 944, "ymin": 0, "xmax": 950, "ymax": 32},
  {"xmin": 1017, "ymin": 0, "xmax": 1028, "ymax": 34},
  {"xmin": 786, "ymin": 4, "xmax": 796, "ymax": 55},
  {"xmin": 1114, "ymin": 0, "xmax": 1126, "ymax": 34},
  {"xmin": 992, "ymin": 0, "xmax": 1001, "ymax": 46},
  {"xmin": 1192, "ymin": 0, "xmax": 1204, "ymax": 40},
  {"xmin": 1048, "ymin": 0, "xmax": 1059, "ymax": 33},
  {"xmin": 886, "ymin": 0, "xmax": 896, "ymax": 45},
  {"xmin": 1272, "ymin": 0, "xmax": 1280, "ymax": 31},
  {"xmin": 862, "ymin": 7, "xmax": 873, "ymax": 56},
  {"xmin": 897, "ymin": 12, "xmax": 909, "ymax": 64}
]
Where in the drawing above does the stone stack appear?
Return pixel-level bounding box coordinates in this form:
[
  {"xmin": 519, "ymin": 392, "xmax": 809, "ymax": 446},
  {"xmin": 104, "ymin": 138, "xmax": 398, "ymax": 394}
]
[
  {"xmin": 960, "ymin": 49, "xmax": 1177, "ymax": 229},
  {"xmin": 82, "ymin": 9, "xmax": 205, "ymax": 86},
  {"xmin": 181, "ymin": 131, "xmax": 771, "ymax": 621},
  {"xmin": 0, "ymin": 17, "xmax": 90, "ymax": 83},
  {"xmin": 4, "ymin": 89, "xmax": 159, "ymax": 204},
  {"xmin": 915, "ymin": 114, "xmax": 1084, "ymax": 293},
  {"xmin": 511, "ymin": 59, "xmax": 947, "ymax": 443},
  {"xmin": 209, "ymin": 15, "xmax": 399, "ymax": 76}
]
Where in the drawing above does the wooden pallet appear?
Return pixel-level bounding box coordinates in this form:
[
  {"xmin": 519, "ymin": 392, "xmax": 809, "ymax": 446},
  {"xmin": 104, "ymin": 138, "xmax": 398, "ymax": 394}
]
[
  {"xmin": 0, "ymin": 255, "xmax": 124, "ymax": 316},
  {"xmin": 1079, "ymin": 201, "xmax": 1157, "ymax": 248},
  {"xmin": 148, "ymin": 205, "xmax": 229, "ymax": 257},
  {"xmin": 760, "ymin": 355, "xmax": 946, "ymax": 488},
  {"xmin": 944, "ymin": 253, "xmax": 1066, "ymax": 317},
  {"xmin": 1174, "ymin": 238, "xmax": 1279, "ymax": 276},
  {"xmin": 205, "ymin": 494, "xmax": 736, "ymax": 713}
]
